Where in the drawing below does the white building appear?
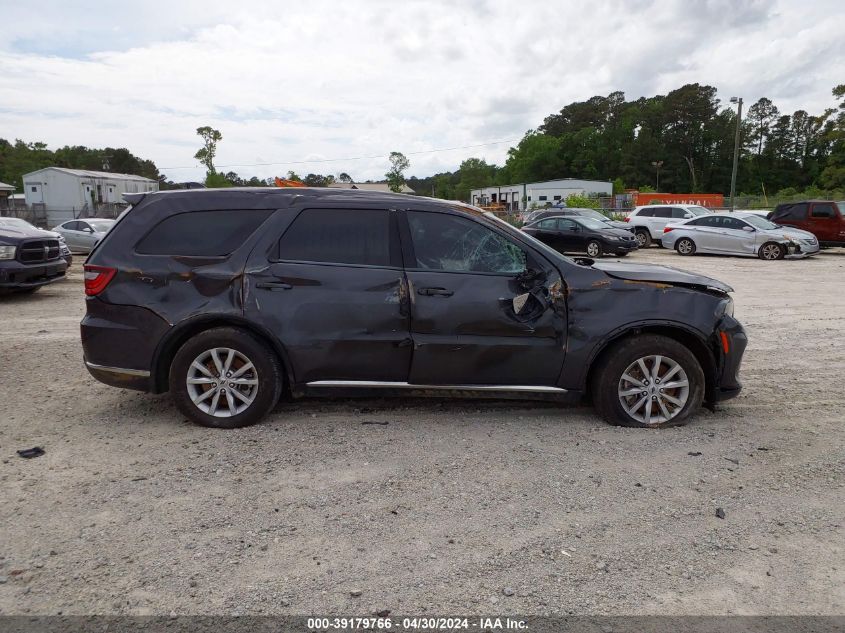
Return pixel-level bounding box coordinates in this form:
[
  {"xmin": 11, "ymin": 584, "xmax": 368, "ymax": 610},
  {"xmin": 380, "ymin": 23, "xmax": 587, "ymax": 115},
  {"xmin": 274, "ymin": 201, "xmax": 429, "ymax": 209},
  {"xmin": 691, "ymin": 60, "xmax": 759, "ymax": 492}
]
[
  {"xmin": 470, "ymin": 178, "xmax": 612, "ymax": 212},
  {"xmin": 22, "ymin": 167, "xmax": 158, "ymax": 211},
  {"xmin": 328, "ymin": 182, "xmax": 415, "ymax": 194}
]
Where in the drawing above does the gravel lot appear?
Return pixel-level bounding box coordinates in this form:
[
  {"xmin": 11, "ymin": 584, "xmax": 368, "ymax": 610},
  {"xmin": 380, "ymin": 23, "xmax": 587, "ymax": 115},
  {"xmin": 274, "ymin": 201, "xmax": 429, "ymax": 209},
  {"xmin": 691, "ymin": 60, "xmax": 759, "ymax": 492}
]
[{"xmin": 1, "ymin": 248, "xmax": 843, "ymax": 616}]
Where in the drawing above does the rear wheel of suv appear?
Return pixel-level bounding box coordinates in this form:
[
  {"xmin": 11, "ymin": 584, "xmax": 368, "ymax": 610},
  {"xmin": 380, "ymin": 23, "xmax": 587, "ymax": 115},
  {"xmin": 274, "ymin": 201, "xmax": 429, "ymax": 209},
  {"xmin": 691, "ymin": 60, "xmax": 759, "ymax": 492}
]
[
  {"xmin": 676, "ymin": 238, "xmax": 696, "ymax": 256},
  {"xmin": 758, "ymin": 242, "xmax": 785, "ymax": 260},
  {"xmin": 170, "ymin": 327, "xmax": 283, "ymax": 428},
  {"xmin": 634, "ymin": 229, "xmax": 652, "ymax": 248},
  {"xmin": 591, "ymin": 335, "xmax": 705, "ymax": 428}
]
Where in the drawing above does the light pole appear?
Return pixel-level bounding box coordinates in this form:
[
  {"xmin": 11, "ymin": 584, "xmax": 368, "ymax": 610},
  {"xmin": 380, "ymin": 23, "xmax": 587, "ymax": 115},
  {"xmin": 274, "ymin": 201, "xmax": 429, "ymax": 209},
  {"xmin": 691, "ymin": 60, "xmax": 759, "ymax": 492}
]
[
  {"xmin": 651, "ymin": 160, "xmax": 663, "ymax": 191},
  {"xmin": 729, "ymin": 96, "xmax": 743, "ymax": 212}
]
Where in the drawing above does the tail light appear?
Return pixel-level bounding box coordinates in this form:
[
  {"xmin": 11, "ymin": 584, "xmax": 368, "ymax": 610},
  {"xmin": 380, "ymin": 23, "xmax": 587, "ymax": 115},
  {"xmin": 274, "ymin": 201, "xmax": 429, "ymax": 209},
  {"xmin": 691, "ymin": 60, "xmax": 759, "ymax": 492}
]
[
  {"xmin": 84, "ymin": 265, "xmax": 116, "ymax": 296},
  {"xmin": 663, "ymin": 227, "xmax": 674, "ymax": 233},
  {"xmin": 623, "ymin": 216, "xmax": 630, "ymax": 222}
]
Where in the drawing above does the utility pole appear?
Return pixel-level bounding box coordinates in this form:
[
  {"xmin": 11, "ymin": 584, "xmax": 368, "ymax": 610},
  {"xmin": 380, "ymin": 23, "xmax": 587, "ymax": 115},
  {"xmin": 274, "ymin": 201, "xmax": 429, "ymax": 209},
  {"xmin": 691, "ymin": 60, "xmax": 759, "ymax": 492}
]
[
  {"xmin": 729, "ymin": 97, "xmax": 743, "ymax": 212},
  {"xmin": 651, "ymin": 160, "xmax": 663, "ymax": 191}
]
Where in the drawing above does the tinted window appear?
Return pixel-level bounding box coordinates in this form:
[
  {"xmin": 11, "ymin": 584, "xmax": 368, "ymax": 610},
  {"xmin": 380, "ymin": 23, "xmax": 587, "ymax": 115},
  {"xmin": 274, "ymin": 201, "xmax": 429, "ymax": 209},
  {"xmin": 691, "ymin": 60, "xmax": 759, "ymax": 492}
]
[
  {"xmin": 63, "ymin": 221, "xmax": 80, "ymax": 230},
  {"xmin": 811, "ymin": 203, "xmax": 836, "ymax": 218},
  {"xmin": 537, "ymin": 219, "xmax": 558, "ymax": 229},
  {"xmin": 772, "ymin": 204, "xmax": 808, "ymax": 221},
  {"xmin": 78, "ymin": 222, "xmax": 92, "ymax": 231},
  {"xmin": 557, "ymin": 219, "xmax": 578, "ymax": 231},
  {"xmin": 408, "ymin": 211, "xmax": 526, "ymax": 274},
  {"xmin": 653, "ymin": 207, "xmax": 672, "ymax": 218},
  {"xmin": 671, "ymin": 207, "xmax": 689, "ymax": 218},
  {"xmin": 688, "ymin": 216, "xmax": 719, "ymax": 227},
  {"xmin": 136, "ymin": 209, "xmax": 273, "ymax": 257},
  {"xmin": 636, "ymin": 208, "xmax": 655, "ymax": 217},
  {"xmin": 722, "ymin": 217, "xmax": 748, "ymax": 230},
  {"xmin": 277, "ymin": 209, "xmax": 390, "ymax": 266}
]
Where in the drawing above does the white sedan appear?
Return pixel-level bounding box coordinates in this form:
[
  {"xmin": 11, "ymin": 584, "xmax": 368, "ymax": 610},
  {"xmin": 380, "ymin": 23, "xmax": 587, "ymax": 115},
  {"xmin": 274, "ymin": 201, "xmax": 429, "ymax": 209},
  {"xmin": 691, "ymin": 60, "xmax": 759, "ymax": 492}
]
[
  {"xmin": 51, "ymin": 218, "xmax": 116, "ymax": 254},
  {"xmin": 661, "ymin": 212, "xmax": 819, "ymax": 260}
]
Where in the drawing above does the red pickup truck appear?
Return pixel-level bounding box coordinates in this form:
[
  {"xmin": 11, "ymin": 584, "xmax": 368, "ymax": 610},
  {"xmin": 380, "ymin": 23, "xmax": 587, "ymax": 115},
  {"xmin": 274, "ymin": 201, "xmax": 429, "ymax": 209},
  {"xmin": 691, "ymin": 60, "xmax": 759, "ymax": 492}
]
[{"xmin": 768, "ymin": 200, "xmax": 845, "ymax": 246}]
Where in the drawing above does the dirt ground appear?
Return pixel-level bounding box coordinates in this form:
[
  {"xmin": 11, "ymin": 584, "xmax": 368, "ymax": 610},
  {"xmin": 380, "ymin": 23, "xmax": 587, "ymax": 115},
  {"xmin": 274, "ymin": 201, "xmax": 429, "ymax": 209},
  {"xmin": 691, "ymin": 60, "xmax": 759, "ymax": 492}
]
[{"xmin": 0, "ymin": 248, "xmax": 843, "ymax": 616}]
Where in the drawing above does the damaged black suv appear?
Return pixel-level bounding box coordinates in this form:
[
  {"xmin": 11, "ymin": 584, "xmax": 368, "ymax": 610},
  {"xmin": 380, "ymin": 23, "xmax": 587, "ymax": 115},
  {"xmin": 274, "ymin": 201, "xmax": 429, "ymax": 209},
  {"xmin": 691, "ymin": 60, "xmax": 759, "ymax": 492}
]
[{"xmin": 81, "ymin": 188, "xmax": 746, "ymax": 429}]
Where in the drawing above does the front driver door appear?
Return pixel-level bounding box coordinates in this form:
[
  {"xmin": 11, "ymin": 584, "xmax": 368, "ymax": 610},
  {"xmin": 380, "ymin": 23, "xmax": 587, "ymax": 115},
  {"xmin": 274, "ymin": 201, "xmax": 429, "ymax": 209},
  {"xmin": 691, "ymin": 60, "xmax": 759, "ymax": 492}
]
[{"xmin": 402, "ymin": 209, "xmax": 566, "ymax": 386}]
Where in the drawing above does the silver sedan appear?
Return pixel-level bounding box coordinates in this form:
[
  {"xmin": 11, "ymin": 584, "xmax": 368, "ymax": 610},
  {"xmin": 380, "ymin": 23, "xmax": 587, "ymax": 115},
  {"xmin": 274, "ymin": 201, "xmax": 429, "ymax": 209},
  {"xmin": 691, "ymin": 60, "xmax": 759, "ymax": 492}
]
[
  {"xmin": 661, "ymin": 212, "xmax": 819, "ymax": 260},
  {"xmin": 51, "ymin": 218, "xmax": 116, "ymax": 254}
]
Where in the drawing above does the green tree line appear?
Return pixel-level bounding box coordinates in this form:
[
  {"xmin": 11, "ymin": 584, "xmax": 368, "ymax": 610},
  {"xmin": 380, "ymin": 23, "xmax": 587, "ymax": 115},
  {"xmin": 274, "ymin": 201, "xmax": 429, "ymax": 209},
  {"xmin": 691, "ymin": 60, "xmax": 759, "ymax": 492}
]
[{"xmin": 408, "ymin": 83, "xmax": 845, "ymax": 200}]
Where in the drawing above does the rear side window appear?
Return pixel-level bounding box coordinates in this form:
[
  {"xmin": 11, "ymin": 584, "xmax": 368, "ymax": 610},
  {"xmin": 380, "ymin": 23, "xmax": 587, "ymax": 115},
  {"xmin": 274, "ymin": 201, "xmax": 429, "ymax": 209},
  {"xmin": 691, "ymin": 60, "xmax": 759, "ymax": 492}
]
[
  {"xmin": 653, "ymin": 207, "xmax": 672, "ymax": 218},
  {"xmin": 636, "ymin": 208, "xmax": 655, "ymax": 217},
  {"xmin": 277, "ymin": 209, "xmax": 391, "ymax": 266},
  {"xmin": 136, "ymin": 210, "xmax": 273, "ymax": 256},
  {"xmin": 688, "ymin": 216, "xmax": 718, "ymax": 227},
  {"xmin": 811, "ymin": 203, "xmax": 836, "ymax": 218},
  {"xmin": 772, "ymin": 204, "xmax": 808, "ymax": 222}
]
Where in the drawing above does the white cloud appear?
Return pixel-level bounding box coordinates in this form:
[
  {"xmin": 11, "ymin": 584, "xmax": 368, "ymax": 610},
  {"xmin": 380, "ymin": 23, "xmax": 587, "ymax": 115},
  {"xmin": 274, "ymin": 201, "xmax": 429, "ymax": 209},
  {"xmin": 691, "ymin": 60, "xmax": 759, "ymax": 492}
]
[{"xmin": 0, "ymin": 0, "xmax": 842, "ymax": 183}]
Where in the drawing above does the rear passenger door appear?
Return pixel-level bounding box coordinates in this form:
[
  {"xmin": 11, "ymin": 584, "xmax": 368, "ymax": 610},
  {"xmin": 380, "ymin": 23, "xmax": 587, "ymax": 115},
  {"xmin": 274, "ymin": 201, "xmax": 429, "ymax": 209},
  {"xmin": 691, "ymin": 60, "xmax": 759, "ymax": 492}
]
[{"xmin": 244, "ymin": 207, "xmax": 411, "ymax": 384}]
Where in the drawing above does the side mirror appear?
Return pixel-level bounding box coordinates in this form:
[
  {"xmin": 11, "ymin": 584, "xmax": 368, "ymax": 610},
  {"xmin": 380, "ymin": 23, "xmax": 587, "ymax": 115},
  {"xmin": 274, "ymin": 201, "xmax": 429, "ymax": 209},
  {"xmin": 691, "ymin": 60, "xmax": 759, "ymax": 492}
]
[
  {"xmin": 684, "ymin": 213, "xmax": 693, "ymax": 219},
  {"xmin": 742, "ymin": 226, "xmax": 755, "ymax": 232}
]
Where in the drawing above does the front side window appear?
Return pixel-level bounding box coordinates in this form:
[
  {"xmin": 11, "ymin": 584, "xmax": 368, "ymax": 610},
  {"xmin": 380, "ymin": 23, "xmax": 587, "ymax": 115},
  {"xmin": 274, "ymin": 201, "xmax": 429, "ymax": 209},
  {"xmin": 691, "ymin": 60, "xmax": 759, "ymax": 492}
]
[
  {"xmin": 277, "ymin": 209, "xmax": 391, "ymax": 266},
  {"xmin": 136, "ymin": 209, "xmax": 273, "ymax": 257},
  {"xmin": 671, "ymin": 207, "xmax": 688, "ymax": 218},
  {"xmin": 722, "ymin": 217, "xmax": 748, "ymax": 231},
  {"xmin": 537, "ymin": 219, "xmax": 558, "ymax": 230},
  {"xmin": 811, "ymin": 203, "xmax": 836, "ymax": 218},
  {"xmin": 408, "ymin": 211, "xmax": 526, "ymax": 274}
]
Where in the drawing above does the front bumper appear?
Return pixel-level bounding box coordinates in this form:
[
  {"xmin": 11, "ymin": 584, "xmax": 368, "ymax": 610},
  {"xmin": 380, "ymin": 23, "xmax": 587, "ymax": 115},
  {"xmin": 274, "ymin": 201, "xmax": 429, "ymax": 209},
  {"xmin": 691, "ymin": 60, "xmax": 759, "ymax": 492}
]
[
  {"xmin": 711, "ymin": 315, "xmax": 747, "ymax": 402},
  {"xmin": 608, "ymin": 241, "xmax": 639, "ymax": 254},
  {"xmin": 785, "ymin": 241, "xmax": 819, "ymax": 258},
  {"xmin": 0, "ymin": 258, "xmax": 68, "ymax": 289}
]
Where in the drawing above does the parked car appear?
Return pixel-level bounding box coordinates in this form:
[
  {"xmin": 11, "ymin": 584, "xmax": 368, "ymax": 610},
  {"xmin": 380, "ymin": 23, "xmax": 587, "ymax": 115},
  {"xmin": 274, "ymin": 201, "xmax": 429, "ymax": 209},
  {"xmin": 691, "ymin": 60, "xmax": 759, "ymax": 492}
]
[
  {"xmin": 52, "ymin": 218, "xmax": 116, "ymax": 253},
  {"xmin": 81, "ymin": 188, "xmax": 746, "ymax": 429},
  {"xmin": 522, "ymin": 216, "xmax": 638, "ymax": 257},
  {"xmin": 0, "ymin": 222, "xmax": 69, "ymax": 294},
  {"xmin": 626, "ymin": 204, "xmax": 713, "ymax": 248},
  {"xmin": 0, "ymin": 217, "xmax": 73, "ymax": 266},
  {"xmin": 767, "ymin": 201, "xmax": 845, "ymax": 247},
  {"xmin": 662, "ymin": 212, "xmax": 819, "ymax": 260},
  {"xmin": 525, "ymin": 207, "xmax": 631, "ymax": 231}
]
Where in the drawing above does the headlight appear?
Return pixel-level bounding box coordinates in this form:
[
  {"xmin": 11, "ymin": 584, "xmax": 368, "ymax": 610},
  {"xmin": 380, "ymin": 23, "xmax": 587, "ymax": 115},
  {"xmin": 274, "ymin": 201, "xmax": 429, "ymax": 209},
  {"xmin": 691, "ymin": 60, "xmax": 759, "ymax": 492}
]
[
  {"xmin": 717, "ymin": 297, "xmax": 734, "ymax": 318},
  {"xmin": 0, "ymin": 245, "xmax": 17, "ymax": 260}
]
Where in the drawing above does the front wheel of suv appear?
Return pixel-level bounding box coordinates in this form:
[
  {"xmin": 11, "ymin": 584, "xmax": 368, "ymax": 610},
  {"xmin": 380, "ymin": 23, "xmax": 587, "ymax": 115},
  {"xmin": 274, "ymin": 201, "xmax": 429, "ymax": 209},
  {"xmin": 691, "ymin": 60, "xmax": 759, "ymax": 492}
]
[
  {"xmin": 170, "ymin": 327, "xmax": 283, "ymax": 428},
  {"xmin": 591, "ymin": 335, "xmax": 705, "ymax": 428}
]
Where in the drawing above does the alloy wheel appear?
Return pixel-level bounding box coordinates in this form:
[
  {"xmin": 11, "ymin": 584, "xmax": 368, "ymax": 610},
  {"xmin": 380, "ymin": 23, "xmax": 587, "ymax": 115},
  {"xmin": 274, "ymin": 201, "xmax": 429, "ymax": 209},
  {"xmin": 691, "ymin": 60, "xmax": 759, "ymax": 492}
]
[
  {"xmin": 677, "ymin": 239, "xmax": 694, "ymax": 254},
  {"xmin": 186, "ymin": 347, "xmax": 259, "ymax": 418},
  {"xmin": 587, "ymin": 241, "xmax": 601, "ymax": 257},
  {"xmin": 635, "ymin": 232, "xmax": 647, "ymax": 247},
  {"xmin": 617, "ymin": 355, "xmax": 690, "ymax": 426},
  {"xmin": 760, "ymin": 243, "xmax": 782, "ymax": 260}
]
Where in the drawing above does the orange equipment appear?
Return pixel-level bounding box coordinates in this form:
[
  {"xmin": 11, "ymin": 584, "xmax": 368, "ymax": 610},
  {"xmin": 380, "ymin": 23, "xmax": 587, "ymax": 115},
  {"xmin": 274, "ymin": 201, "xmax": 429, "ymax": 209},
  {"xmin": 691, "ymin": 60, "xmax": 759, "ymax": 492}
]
[{"xmin": 274, "ymin": 177, "xmax": 307, "ymax": 188}]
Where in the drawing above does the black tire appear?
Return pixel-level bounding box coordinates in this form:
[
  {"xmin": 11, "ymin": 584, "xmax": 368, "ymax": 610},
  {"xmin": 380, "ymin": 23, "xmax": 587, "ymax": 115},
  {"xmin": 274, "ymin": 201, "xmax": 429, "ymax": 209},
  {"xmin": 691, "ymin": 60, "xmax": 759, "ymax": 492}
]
[
  {"xmin": 586, "ymin": 240, "xmax": 603, "ymax": 257},
  {"xmin": 169, "ymin": 327, "xmax": 283, "ymax": 429},
  {"xmin": 590, "ymin": 334, "xmax": 705, "ymax": 428},
  {"xmin": 758, "ymin": 242, "xmax": 785, "ymax": 260},
  {"xmin": 635, "ymin": 230, "xmax": 652, "ymax": 248},
  {"xmin": 676, "ymin": 237, "xmax": 696, "ymax": 256},
  {"xmin": 615, "ymin": 252, "xmax": 629, "ymax": 257}
]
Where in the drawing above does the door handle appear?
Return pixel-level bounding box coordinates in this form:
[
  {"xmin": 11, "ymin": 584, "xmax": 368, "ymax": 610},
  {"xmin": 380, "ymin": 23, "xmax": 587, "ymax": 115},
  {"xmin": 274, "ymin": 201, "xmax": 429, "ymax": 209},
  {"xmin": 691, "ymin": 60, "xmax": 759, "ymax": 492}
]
[
  {"xmin": 417, "ymin": 287, "xmax": 454, "ymax": 297},
  {"xmin": 256, "ymin": 281, "xmax": 293, "ymax": 291}
]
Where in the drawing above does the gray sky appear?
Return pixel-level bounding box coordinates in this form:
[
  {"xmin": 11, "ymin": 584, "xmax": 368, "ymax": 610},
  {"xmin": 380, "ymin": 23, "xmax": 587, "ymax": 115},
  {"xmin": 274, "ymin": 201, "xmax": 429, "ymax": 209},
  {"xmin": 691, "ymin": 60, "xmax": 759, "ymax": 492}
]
[{"xmin": 0, "ymin": 0, "xmax": 842, "ymax": 182}]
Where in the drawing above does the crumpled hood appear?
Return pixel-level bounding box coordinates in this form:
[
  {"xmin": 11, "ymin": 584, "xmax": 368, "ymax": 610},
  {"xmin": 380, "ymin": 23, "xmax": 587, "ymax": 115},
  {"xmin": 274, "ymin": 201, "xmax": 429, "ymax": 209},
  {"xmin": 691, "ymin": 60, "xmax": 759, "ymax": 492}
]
[{"xmin": 591, "ymin": 261, "xmax": 733, "ymax": 293}]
